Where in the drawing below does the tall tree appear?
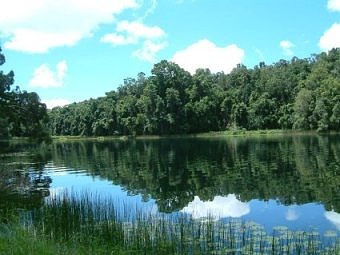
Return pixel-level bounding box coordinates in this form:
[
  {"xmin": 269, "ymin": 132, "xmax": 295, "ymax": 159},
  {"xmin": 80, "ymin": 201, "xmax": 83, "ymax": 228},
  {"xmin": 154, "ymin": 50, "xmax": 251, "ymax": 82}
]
[
  {"xmin": 0, "ymin": 48, "xmax": 14, "ymax": 138},
  {"xmin": 293, "ymin": 88, "xmax": 314, "ymax": 130},
  {"xmin": 0, "ymin": 47, "xmax": 49, "ymax": 140}
]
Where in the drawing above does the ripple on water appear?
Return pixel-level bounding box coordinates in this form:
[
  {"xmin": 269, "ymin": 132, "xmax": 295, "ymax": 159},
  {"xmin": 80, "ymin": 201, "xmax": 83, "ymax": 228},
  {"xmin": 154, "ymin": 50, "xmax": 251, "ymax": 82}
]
[{"xmin": 43, "ymin": 162, "xmax": 87, "ymax": 176}]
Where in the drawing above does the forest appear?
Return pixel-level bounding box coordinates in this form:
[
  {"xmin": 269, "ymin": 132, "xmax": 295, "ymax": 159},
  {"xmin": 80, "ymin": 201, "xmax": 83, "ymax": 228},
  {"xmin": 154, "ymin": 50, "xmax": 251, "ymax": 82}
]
[
  {"xmin": 49, "ymin": 48, "xmax": 340, "ymax": 136},
  {"xmin": 1, "ymin": 47, "xmax": 340, "ymax": 138},
  {"xmin": 0, "ymin": 48, "xmax": 49, "ymax": 140}
]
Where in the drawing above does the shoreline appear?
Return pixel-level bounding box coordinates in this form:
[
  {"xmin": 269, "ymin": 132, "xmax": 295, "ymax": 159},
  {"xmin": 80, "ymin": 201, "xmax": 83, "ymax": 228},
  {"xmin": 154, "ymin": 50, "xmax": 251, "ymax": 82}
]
[
  {"xmin": 1, "ymin": 129, "xmax": 338, "ymax": 144},
  {"xmin": 51, "ymin": 129, "xmax": 339, "ymax": 141}
]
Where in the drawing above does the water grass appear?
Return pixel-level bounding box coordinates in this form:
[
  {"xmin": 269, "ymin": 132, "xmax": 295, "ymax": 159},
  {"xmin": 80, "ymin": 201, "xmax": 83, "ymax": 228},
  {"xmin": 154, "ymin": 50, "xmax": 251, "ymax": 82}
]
[{"xmin": 1, "ymin": 192, "xmax": 339, "ymax": 254}]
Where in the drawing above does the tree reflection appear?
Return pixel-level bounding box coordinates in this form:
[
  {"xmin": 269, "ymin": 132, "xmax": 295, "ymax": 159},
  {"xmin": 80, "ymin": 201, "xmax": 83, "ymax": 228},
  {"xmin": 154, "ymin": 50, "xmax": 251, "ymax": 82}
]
[
  {"xmin": 0, "ymin": 142, "xmax": 52, "ymax": 210},
  {"xmin": 48, "ymin": 135, "xmax": 339, "ymax": 213}
]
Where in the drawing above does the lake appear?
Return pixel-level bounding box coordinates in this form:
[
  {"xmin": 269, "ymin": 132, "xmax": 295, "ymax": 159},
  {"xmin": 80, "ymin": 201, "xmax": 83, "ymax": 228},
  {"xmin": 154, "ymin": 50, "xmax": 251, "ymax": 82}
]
[{"xmin": 0, "ymin": 134, "xmax": 339, "ymax": 235}]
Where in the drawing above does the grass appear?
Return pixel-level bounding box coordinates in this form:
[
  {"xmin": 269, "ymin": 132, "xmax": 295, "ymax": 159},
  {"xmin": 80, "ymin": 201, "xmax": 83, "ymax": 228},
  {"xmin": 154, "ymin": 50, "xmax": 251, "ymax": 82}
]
[
  {"xmin": 51, "ymin": 129, "xmax": 331, "ymax": 142},
  {"xmin": 193, "ymin": 129, "xmax": 334, "ymax": 138},
  {"xmin": 1, "ymin": 192, "xmax": 339, "ymax": 254},
  {"xmin": 0, "ymin": 223, "xmax": 131, "ymax": 255},
  {"xmin": 195, "ymin": 129, "xmax": 287, "ymax": 138}
]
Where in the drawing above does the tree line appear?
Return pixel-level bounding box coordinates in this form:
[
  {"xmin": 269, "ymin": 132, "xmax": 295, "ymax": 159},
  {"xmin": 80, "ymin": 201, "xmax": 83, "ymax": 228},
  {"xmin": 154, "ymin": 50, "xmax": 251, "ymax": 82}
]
[
  {"xmin": 49, "ymin": 48, "xmax": 340, "ymax": 136},
  {"xmin": 0, "ymin": 47, "xmax": 49, "ymax": 140},
  {"xmin": 1, "ymin": 47, "xmax": 339, "ymax": 139}
]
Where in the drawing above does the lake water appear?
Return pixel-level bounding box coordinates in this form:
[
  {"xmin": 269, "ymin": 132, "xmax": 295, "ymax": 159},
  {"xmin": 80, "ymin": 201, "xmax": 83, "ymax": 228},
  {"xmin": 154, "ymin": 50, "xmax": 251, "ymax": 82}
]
[{"xmin": 1, "ymin": 134, "xmax": 339, "ymax": 234}]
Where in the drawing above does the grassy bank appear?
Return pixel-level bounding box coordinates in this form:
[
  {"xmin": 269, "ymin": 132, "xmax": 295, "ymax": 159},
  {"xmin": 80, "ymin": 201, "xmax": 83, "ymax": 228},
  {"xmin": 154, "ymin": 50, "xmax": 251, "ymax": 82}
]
[
  {"xmin": 51, "ymin": 129, "xmax": 333, "ymax": 142},
  {"xmin": 1, "ymin": 192, "xmax": 338, "ymax": 255}
]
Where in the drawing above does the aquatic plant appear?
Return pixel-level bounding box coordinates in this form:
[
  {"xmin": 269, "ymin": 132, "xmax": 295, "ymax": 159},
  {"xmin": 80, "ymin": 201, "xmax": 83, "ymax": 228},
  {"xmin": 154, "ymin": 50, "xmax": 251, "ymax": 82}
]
[{"xmin": 10, "ymin": 192, "xmax": 336, "ymax": 255}]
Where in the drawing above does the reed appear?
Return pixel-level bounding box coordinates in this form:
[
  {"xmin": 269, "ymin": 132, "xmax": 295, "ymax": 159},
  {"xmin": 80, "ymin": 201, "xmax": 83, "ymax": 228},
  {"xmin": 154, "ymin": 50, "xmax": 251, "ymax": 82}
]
[{"xmin": 1, "ymin": 192, "xmax": 339, "ymax": 254}]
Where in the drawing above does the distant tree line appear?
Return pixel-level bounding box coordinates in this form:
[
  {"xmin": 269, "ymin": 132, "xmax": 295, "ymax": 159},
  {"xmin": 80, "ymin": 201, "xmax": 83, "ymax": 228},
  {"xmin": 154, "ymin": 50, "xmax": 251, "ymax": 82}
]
[
  {"xmin": 2, "ymin": 47, "xmax": 339, "ymax": 138},
  {"xmin": 49, "ymin": 48, "xmax": 339, "ymax": 136},
  {"xmin": 0, "ymin": 47, "xmax": 49, "ymax": 140}
]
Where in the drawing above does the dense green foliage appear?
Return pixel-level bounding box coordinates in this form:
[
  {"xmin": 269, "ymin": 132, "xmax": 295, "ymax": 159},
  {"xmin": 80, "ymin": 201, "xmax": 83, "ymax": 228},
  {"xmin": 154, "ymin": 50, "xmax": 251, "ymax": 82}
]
[
  {"xmin": 49, "ymin": 49, "xmax": 340, "ymax": 136},
  {"xmin": 0, "ymin": 48, "xmax": 49, "ymax": 140}
]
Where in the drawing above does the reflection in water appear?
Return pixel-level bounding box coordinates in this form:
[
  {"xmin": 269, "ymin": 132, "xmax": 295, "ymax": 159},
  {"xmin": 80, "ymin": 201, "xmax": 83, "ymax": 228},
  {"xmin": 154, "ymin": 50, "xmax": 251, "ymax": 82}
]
[
  {"xmin": 181, "ymin": 195, "xmax": 250, "ymax": 219},
  {"xmin": 285, "ymin": 206, "xmax": 300, "ymax": 221},
  {"xmin": 1, "ymin": 134, "xmax": 339, "ymax": 233},
  {"xmin": 47, "ymin": 134, "xmax": 340, "ymax": 213},
  {"xmin": 0, "ymin": 143, "xmax": 52, "ymax": 209},
  {"xmin": 325, "ymin": 211, "xmax": 340, "ymax": 231}
]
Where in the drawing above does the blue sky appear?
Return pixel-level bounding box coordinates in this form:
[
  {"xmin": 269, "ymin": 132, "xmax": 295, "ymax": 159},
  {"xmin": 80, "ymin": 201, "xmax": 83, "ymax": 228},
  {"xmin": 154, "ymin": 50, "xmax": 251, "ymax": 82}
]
[{"xmin": 0, "ymin": 0, "xmax": 339, "ymax": 108}]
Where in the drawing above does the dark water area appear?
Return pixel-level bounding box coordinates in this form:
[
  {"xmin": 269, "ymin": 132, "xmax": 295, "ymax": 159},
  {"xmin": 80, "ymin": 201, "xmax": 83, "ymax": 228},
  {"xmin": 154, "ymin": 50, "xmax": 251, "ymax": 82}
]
[{"xmin": 0, "ymin": 134, "xmax": 339, "ymax": 234}]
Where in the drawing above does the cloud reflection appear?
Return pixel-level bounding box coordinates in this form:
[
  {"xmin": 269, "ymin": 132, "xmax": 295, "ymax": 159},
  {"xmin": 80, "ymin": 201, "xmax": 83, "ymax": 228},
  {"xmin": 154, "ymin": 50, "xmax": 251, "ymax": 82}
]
[
  {"xmin": 181, "ymin": 194, "xmax": 250, "ymax": 219},
  {"xmin": 324, "ymin": 211, "xmax": 340, "ymax": 231},
  {"xmin": 285, "ymin": 207, "xmax": 300, "ymax": 221},
  {"xmin": 48, "ymin": 187, "xmax": 67, "ymax": 197}
]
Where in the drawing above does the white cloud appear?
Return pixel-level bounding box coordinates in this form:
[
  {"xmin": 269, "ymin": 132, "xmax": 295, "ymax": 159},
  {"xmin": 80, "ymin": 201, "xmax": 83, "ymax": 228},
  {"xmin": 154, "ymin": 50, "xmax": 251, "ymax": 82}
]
[
  {"xmin": 280, "ymin": 40, "xmax": 295, "ymax": 56},
  {"xmin": 319, "ymin": 23, "xmax": 340, "ymax": 51},
  {"xmin": 118, "ymin": 20, "xmax": 165, "ymax": 40},
  {"xmin": 101, "ymin": 20, "xmax": 165, "ymax": 45},
  {"xmin": 4, "ymin": 29, "xmax": 82, "ymax": 54},
  {"xmin": 101, "ymin": 20, "xmax": 167, "ymax": 62},
  {"xmin": 0, "ymin": 0, "xmax": 139, "ymax": 53},
  {"xmin": 181, "ymin": 195, "xmax": 250, "ymax": 219},
  {"xmin": 328, "ymin": 0, "xmax": 340, "ymax": 11},
  {"xmin": 172, "ymin": 39, "xmax": 245, "ymax": 74},
  {"xmin": 29, "ymin": 60, "xmax": 68, "ymax": 88},
  {"xmin": 133, "ymin": 40, "xmax": 167, "ymax": 62},
  {"xmin": 101, "ymin": 33, "xmax": 131, "ymax": 46},
  {"xmin": 324, "ymin": 210, "xmax": 340, "ymax": 231},
  {"xmin": 42, "ymin": 98, "xmax": 70, "ymax": 109}
]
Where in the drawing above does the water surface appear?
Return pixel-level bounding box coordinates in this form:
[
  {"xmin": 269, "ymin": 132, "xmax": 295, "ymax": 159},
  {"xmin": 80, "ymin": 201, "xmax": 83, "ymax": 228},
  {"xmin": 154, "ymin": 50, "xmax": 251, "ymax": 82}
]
[{"xmin": 1, "ymin": 134, "xmax": 339, "ymax": 233}]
